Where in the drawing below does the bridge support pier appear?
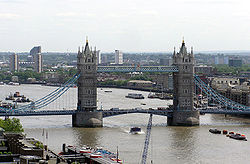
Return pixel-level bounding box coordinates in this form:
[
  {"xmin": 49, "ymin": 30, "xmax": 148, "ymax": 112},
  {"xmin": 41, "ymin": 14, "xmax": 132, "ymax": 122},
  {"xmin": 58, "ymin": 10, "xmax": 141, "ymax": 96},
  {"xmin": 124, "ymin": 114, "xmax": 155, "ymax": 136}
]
[
  {"xmin": 167, "ymin": 110, "xmax": 199, "ymax": 126},
  {"xmin": 72, "ymin": 111, "xmax": 103, "ymax": 127}
]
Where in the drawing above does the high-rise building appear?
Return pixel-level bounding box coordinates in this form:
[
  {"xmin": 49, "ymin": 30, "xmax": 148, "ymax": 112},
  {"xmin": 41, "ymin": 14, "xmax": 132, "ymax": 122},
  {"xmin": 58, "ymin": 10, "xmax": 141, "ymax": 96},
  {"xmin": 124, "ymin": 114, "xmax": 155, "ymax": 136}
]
[
  {"xmin": 9, "ymin": 53, "xmax": 19, "ymax": 72},
  {"xmin": 30, "ymin": 46, "xmax": 42, "ymax": 73},
  {"xmin": 160, "ymin": 58, "xmax": 172, "ymax": 66},
  {"xmin": 229, "ymin": 58, "xmax": 242, "ymax": 67},
  {"xmin": 215, "ymin": 54, "xmax": 228, "ymax": 64},
  {"xmin": 115, "ymin": 50, "xmax": 123, "ymax": 64},
  {"xmin": 96, "ymin": 50, "xmax": 101, "ymax": 64}
]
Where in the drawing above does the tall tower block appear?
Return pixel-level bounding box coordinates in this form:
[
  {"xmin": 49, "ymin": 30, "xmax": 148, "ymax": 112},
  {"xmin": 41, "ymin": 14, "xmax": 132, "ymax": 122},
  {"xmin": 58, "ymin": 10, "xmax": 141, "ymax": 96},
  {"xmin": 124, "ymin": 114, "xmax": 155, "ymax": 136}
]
[
  {"xmin": 168, "ymin": 40, "xmax": 199, "ymax": 126},
  {"xmin": 72, "ymin": 40, "xmax": 103, "ymax": 127}
]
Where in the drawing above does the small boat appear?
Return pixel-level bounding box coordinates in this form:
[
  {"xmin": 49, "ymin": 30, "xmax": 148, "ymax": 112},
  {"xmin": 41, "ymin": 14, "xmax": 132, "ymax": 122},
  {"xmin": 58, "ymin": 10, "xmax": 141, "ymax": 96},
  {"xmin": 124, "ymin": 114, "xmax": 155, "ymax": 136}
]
[
  {"xmin": 110, "ymin": 158, "xmax": 123, "ymax": 163},
  {"xmin": 141, "ymin": 103, "xmax": 146, "ymax": 105},
  {"xmin": 104, "ymin": 90, "xmax": 112, "ymax": 93},
  {"xmin": 228, "ymin": 134, "xmax": 247, "ymax": 141},
  {"xmin": 5, "ymin": 95, "xmax": 15, "ymax": 101},
  {"xmin": 126, "ymin": 93, "xmax": 144, "ymax": 99},
  {"xmin": 209, "ymin": 128, "xmax": 221, "ymax": 134},
  {"xmin": 130, "ymin": 127, "xmax": 141, "ymax": 134},
  {"xmin": 148, "ymin": 92, "xmax": 159, "ymax": 99}
]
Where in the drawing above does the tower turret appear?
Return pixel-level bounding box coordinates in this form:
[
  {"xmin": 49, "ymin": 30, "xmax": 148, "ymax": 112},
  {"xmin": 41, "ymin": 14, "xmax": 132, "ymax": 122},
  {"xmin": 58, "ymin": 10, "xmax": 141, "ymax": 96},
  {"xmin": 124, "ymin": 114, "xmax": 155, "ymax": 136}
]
[
  {"xmin": 77, "ymin": 40, "xmax": 97, "ymax": 111},
  {"xmin": 168, "ymin": 39, "xmax": 199, "ymax": 126}
]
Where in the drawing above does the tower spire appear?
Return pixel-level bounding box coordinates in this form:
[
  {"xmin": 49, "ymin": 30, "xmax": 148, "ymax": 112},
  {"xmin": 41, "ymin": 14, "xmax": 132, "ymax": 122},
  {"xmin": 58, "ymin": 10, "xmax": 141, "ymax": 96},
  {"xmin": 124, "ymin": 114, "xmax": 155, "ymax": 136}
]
[
  {"xmin": 182, "ymin": 37, "xmax": 185, "ymax": 44},
  {"xmin": 86, "ymin": 36, "xmax": 88, "ymax": 44}
]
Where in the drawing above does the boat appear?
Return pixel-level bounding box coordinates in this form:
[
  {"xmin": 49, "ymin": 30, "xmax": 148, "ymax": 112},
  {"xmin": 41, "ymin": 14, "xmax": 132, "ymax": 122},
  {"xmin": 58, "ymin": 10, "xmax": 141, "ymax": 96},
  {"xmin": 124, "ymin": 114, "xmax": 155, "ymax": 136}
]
[
  {"xmin": 209, "ymin": 128, "xmax": 221, "ymax": 134},
  {"xmin": 0, "ymin": 82, "xmax": 4, "ymax": 85},
  {"xmin": 130, "ymin": 127, "xmax": 141, "ymax": 134},
  {"xmin": 104, "ymin": 90, "xmax": 112, "ymax": 93},
  {"xmin": 148, "ymin": 92, "xmax": 159, "ymax": 98},
  {"xmin": 228, "ymin": 134, "xmax": 247, "ymax": 141},
  {"xmin": 5, "ymin": 95, "xmax": 15, "ymax": 101},
  {"xmin": 14, "ymin": 92, "xmax": 22, "ymax": 97},
  {"xmin": 125, "ymin": 93, "xmax": 144, "ymax": 99},
  {"xmin": 141, "ymin": 103, "xmax": 146, "ymax": 105}
]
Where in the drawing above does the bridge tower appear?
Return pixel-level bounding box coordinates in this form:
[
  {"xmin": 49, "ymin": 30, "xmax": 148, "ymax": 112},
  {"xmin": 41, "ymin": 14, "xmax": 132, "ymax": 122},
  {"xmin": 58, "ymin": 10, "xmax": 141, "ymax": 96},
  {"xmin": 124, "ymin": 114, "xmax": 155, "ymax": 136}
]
[
  {"xmin": 167, "ymin": 40, "xmax": 199, "ymax": 126},
  {"xmin": 72, "ymin": 39, "xmax": 103, "ymax": 127}
]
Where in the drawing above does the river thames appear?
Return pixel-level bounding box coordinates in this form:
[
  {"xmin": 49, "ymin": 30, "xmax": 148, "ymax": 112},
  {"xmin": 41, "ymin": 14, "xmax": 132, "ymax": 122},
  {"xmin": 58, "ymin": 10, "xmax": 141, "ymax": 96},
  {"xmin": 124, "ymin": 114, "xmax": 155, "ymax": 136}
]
[{"xmin": 1, "ymin": 84, "xmax": 250, "ymax": 163}]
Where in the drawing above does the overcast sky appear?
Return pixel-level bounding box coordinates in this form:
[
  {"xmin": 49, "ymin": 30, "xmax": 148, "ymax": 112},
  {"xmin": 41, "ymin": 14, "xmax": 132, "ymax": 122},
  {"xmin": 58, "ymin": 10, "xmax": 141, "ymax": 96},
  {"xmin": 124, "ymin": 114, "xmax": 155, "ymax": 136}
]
[{"xmin": 0, "ymin": 0, "xmax": 249, "ymax": 52}]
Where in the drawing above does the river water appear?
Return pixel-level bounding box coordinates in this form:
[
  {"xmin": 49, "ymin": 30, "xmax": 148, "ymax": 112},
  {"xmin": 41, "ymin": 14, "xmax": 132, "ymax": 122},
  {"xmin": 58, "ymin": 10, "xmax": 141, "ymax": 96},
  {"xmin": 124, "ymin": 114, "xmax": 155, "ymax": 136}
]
[{"xmin": 1, "ymin": 84, "xmax": 250, "ymax": 163}]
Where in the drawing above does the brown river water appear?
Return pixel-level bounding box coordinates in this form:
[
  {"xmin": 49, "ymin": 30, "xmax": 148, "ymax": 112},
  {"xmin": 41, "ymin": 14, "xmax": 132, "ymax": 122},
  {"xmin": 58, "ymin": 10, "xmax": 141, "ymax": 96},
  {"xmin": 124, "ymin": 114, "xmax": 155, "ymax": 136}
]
[{"xmin": 1, "ymin": 84, "xmax": 250, "ymax": 163}]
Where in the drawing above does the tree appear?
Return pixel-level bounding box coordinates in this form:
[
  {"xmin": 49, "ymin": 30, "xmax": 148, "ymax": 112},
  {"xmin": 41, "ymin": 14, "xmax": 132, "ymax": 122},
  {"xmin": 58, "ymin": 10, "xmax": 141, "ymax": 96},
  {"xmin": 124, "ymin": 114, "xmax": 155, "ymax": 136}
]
[{"xmin": 0, "ymin": 118, "xmax": 24, "ymax": 132}]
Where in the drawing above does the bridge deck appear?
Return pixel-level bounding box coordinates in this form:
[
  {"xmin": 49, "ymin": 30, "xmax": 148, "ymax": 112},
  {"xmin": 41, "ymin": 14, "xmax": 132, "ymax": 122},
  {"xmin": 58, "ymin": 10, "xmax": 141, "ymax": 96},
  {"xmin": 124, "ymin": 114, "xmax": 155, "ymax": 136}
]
[{"xmin": 1, "ymin": 108, "xmax": 250, "ymax": 117}]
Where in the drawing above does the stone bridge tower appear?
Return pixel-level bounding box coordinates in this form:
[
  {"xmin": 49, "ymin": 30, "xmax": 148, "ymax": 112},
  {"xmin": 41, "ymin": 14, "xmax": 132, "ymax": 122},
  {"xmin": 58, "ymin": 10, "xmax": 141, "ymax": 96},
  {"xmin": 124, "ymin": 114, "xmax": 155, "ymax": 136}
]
[
  {"xmin": 72, "ymin": 39, "xmax": 103, "ymax": 127},
  {"xmin": 168, "ymin": 40, "xmax": 199, "ymax": 126}
]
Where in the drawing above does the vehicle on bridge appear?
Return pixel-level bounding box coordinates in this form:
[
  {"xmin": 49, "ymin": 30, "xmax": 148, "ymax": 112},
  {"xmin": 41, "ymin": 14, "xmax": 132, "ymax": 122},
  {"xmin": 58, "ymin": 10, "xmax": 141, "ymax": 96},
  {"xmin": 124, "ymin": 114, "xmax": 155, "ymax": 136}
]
[
  {"xmin": 157, "ymin": 107, "xmax": 169, "ymax": 110},
  {"xmin": 110, "ymin": 108, "xmax": 119, "ymax": 111}
]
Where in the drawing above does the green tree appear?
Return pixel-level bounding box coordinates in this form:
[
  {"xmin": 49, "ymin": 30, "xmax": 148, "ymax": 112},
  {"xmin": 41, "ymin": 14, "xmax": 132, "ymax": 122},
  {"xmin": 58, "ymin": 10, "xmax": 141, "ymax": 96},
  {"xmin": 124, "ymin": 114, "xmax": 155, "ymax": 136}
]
[{"xmin": 0, "ymin": 118, "xmax": 24, "ymax": 132}]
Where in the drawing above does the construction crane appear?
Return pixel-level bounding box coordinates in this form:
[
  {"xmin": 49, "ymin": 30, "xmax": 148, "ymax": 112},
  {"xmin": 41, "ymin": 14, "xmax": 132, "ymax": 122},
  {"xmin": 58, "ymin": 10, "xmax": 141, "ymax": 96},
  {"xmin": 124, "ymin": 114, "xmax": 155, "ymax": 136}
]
[{"xmin": 141, "ymin": 114, "xmax": 153, "ymax": 164}]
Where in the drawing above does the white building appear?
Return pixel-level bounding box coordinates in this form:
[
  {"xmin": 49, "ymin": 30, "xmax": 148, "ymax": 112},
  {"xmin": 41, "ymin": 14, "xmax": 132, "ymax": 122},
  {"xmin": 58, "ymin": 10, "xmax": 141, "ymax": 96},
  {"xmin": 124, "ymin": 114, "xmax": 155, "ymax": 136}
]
[
  {"xmin": 96, "ymin": 50, "xmax": 101, "ymax": 64},
  {"xmin": 115, "ymin": 50, "xmax": 123, "ymax": 64}
]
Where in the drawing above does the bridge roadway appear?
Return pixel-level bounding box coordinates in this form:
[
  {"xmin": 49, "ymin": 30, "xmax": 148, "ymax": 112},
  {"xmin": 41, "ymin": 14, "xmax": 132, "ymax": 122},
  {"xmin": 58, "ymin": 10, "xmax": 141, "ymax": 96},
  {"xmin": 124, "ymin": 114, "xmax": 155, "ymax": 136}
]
[{"xmin": 1, "ymin": 108, "xmax": 250, "ymax": 117}]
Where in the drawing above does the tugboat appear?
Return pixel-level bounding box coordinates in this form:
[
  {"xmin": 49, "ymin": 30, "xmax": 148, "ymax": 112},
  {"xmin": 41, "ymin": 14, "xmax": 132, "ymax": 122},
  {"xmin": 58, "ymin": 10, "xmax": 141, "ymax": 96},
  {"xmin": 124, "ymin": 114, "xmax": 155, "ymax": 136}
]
[{"xmin": 129, "ymin": 127, "xmax": 141, "ymax": 134}]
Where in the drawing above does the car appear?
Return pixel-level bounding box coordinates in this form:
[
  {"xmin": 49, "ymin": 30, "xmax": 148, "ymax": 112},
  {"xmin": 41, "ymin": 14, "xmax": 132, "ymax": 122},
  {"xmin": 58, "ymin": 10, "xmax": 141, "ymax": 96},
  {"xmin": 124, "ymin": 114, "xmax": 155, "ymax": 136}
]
[{"xmin": 110, "ymin": 108, "xmax": 119, "ymax": 111}]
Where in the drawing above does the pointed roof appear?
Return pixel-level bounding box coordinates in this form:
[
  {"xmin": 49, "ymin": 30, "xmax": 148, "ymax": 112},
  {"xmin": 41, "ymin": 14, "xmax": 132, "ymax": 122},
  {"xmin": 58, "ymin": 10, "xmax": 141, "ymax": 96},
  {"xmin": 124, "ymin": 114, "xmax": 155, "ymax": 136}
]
[
  {"xmin": 84, "ymin": 39, "xmax": 91, "ymax": 55},
  {"xmin": 179, "ymin": 39, "xmax": 187, "ymax": 55}
]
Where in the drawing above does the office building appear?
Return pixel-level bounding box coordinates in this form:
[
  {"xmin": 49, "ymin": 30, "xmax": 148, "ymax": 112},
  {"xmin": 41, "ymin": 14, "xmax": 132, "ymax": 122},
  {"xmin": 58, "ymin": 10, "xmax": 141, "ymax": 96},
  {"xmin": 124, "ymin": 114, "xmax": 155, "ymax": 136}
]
[
  {"xmin": 115, "ymin": 50, "xmax": 123, "ymax": 64},
  {"xmin": 229, "ymin": 58, "xmax": 242, "ymax": 67},
  {"xmin": 30, "ymin": 46, "xmax": 42, "ymax": 73},
  {"xmin": 9, "ymin": 53, "xmax": 19, "ymax": 72},
  {"xmin": 160, "ymin": 58, "xmax": 172, "ymax": 66},
  {"xmin": 215, "ymin": 54, "xmax": 228, "ymax": 65}
]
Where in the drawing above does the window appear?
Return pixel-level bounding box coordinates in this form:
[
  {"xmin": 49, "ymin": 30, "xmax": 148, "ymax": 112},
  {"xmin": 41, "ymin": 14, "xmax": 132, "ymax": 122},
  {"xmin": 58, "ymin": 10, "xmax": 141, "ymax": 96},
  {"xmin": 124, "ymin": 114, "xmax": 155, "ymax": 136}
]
[
  {"xmin": 183, "ymin": 89, "xmax": 188, "ymax": 93},
  {"xmin": 88, "ymin": 58, "xmax": 91, "ymax": 62},
  {"xmin": 185, "ymin": 59, "xmax": 188, "ymax": 62},
  {"xmin": 88, "ymin": 66, "xmax": 91, "ymax": 69}
]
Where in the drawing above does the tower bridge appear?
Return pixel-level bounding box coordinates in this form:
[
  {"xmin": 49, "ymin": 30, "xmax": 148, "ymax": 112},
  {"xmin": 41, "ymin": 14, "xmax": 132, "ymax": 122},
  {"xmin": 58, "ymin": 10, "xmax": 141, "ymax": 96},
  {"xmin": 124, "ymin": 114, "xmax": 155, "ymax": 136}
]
[{"xmin": 1, "ymin": 39, "xmax": 249, "ymax": 127}]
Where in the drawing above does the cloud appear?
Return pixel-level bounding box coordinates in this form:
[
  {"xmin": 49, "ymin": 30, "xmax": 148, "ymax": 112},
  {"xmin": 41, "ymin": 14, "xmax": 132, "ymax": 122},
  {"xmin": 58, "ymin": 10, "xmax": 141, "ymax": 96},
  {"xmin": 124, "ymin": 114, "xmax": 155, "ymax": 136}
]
[
  {"xmin": 56, "ymin": 12, "xmax": 77, "ymax": 17},
  {"xmin": 0, "ymin": 13, "xmax": 20, "ymax": 19},
  {"xmin": 0, "ymin": 0, "xmax": 24, "ymax": 3}
]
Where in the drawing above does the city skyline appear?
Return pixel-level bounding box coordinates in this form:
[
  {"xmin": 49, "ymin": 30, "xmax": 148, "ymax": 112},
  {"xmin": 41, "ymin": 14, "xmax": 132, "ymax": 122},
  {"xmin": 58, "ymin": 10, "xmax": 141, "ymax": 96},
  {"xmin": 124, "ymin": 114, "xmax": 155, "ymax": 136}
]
[{"xmin": 0, "ymin": 0, "xmax": 250, "ymax": 52}]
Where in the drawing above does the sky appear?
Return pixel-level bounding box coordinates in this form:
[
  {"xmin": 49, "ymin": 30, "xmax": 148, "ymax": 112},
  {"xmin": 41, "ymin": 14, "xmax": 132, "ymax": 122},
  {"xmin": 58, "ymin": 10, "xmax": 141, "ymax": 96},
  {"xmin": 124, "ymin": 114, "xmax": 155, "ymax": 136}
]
[{"xmin": 0, "ymin": 0, "xmax": 250, "ymax": 52}]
